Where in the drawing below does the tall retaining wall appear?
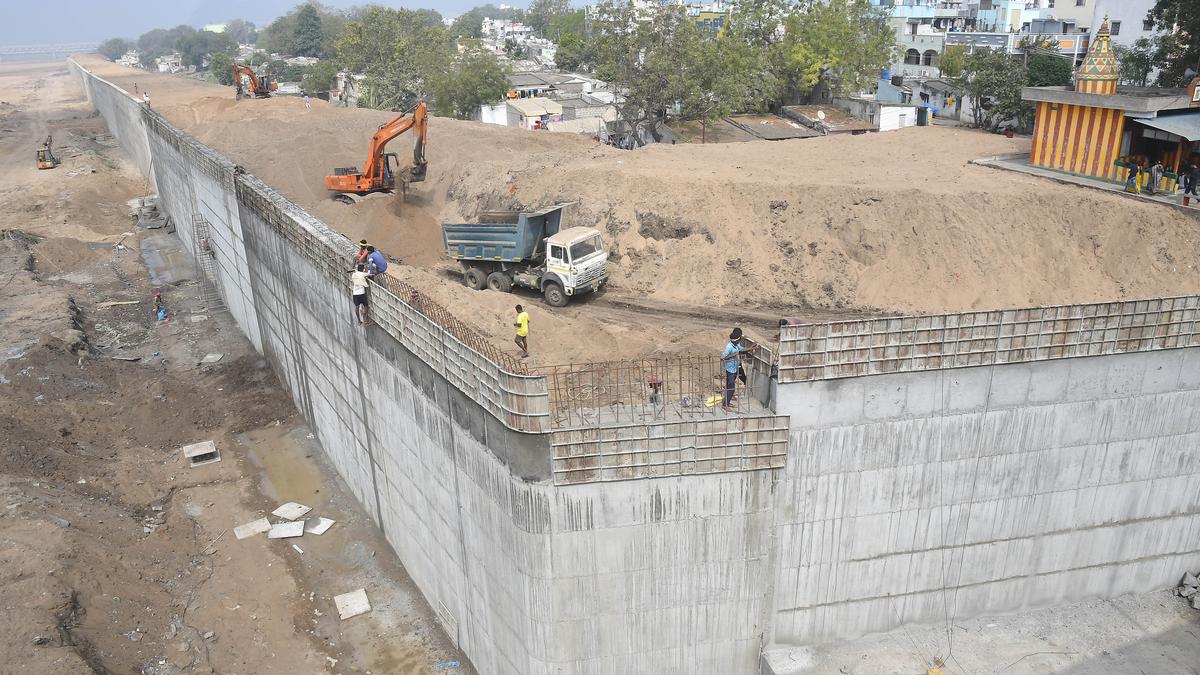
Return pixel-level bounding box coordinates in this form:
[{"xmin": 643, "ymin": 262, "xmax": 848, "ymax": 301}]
[
  {"xmin": 68, "ymin": 60, "xmax": 782, "ymax": 674},
  {"xmin": 70, "ymin": 59, "xmax": 1200, "ymax": 672},
  {"xmin": 770, "ymin": 304, "xmax": 1200, "ymax": 644}
]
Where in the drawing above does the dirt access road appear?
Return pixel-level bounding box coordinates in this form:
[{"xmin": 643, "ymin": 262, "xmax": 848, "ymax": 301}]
[{"xmin": 0, "ymin": 62, "xmax": 468, "ymax": 675}]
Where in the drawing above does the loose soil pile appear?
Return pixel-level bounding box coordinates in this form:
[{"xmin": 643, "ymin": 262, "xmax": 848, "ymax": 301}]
[{"xmin": 76, "ymin": 56, "xmax": 1200, "ymax": 365}]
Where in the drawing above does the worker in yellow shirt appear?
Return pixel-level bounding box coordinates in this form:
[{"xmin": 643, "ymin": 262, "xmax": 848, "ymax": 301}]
[{"xmin": 513, "ymin": 304, "xmax": 530, "ymax": 358}]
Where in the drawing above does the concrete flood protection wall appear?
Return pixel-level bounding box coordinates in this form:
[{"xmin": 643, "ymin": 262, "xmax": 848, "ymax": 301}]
[{"xmin": 71, "ymin": 59, "xmax": 1200, "ymax": 673}]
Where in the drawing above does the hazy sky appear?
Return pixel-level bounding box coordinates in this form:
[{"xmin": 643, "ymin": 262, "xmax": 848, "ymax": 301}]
[{"xmin": 3, "ymin": 0, "xmax": 508, "ymax": 45}]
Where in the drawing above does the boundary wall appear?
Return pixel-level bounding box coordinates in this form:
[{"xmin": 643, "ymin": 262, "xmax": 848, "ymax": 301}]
[
  {"xmin": 69, "ymin": 59, "xmax": 784, "ymax": 673},
  {"xmin": 71, "ymin": 59, "xmax": 1200, "ymax": 671},
  {"xmin": 770, "ymin": 302, "xmax": 1200, "ymax": 645}
]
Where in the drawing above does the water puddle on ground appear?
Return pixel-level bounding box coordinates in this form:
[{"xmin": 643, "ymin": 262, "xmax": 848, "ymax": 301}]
[
  {"xmin": 238, "ymin": 424, "xmax": 327, "ymax": 506},
  {"xmin": 139, "ymin": 233, "xmax": 193, "ymax": 286}
]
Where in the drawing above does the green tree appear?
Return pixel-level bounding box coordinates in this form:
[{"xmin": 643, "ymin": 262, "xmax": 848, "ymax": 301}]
[
  {"xmin": 224, "ymin": 19, "xmax": 258, "ymax": 45},
  {"xmin": 938, "ymin": 44, "xmax": 967, "ymax": 79},
  {"xmin": 209, "ymin": 52, "xmax": 235, "ymax": 85},
  {"xmin": 248, "ymin": 50, "xmax": 270, "ymax": 66},
  {"xmin": 548, "ymin": 9, "xmax": 585, "ymax": 40},
  {"xmin": 591, "ymin": 1, "xmax": 745, "ymax": 144},
  {"xmin": 554, "ymin": 32, "xmax": 589, "ymax": 71},
  {"xmin": 1148, "ymin": 0, "xmax": 1198, "ymax": 86},
  {"xmin": 722, "ymin": 0, "xmax": 793, "ymax": 107},
  {"xmin": 179, "ymin": 30, "xmax": 236, "ymax": 68},
  {"xmin": 293, "ymin": 4, "xmax": 324, "ymax": 56},
  {"xmin": 432, "ymin": 47, "xmax": 511, "ymax": 119},
  {"xmin": 337, "ymin": 6, "xmax": 455, "ymax": 110},
  {"xmin": 1026, "ymin": 52, "xmax": 1073, "ymax": 87},
  {"xmin": 98, "ymin": 37, "xmax": 132, "ymax": 61},
  {"xmin": 527, "ymin": 0, "xmax": 569, "ymax": 38},
  {"xmin": 259, "ymin": 3, "xmax": 345, "ymax": 57},
  {"xmin": 782, "ymin": 0, "xmax": 894, "ymax": 99},
  {"xmin": 302, "ymin": 59, "xmax": 339, "ymax": 93},
  {"xmin": 503, "ymin": 38, "xmax": 527, "ymax": 59},
  {"xmin": 1114, "ymin": 37, "xmax": 1156, "ymax": 87},
  {"xmin": 958, "ymin": 48, "xmax": 1029, "ymax": 131},
  {"xmin": 268, "ymin": 59, "xmax": 307, "ymax": 82}
]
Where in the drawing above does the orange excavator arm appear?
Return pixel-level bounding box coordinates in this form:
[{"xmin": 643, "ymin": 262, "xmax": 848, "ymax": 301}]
[
  {"xmin": 232, "ymin": 64, "xmax": 275, "ymax": 99},
  {"xmin": 325, "ymin": 100, "xmax": 428, "ymax": 200}
]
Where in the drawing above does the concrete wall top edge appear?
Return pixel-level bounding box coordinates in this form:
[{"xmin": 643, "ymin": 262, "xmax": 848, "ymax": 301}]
[{"xmin": 780, "ymin": 296, "xmax": 1200, "ymax": 383}]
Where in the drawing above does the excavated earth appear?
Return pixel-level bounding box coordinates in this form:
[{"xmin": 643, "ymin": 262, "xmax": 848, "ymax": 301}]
[{"xmin": 75, "ymin": 55, "xmax": 1200, "ymax": 366}]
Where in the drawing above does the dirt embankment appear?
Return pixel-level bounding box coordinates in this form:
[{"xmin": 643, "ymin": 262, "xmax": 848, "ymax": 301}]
[{"xmin": 75, "ymin": 55, "xmax": 1200, "ymax": 365}]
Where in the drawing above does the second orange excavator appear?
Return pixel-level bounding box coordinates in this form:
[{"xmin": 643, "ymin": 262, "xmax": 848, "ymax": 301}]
[
  {"xmin": 232, "ymin": 64, "xmax": 276, "ymax": 99},
  {"xmin": 325, "ymin": 100, "xmax": 428, "ymax": 204}
]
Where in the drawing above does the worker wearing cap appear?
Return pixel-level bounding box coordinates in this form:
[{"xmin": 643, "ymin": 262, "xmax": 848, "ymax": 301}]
[{"xmin": 355, "ymin": 240, "xmax": 369, "ymax": 266}]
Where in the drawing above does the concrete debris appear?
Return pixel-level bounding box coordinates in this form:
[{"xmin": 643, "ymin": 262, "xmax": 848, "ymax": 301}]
[
  {"xmin": 292, "ymin": 544, "xmax": 304, "ymax": 554},
  {"xmin": 1175, "ymin": 570, "xmax": 1200, "ymax": 609},
  {"xmin": 271, "ymin": 502, "xmax": 311, "ymax": 521},
  {"xmin": 203, "ymin": 631, "xmax": 215, "ymax": 641},
  {"xmin": 189, "ymin": 315, "xmax": 208, "ymax": 323},
  {"xmin": 49, "ymin": 516, "xmax": 71, "ymax": 528},
  {"xmin": 334, "ymin": 589, "xmax": 371, "ymax": 620},
  {"xmin": 182, "ymin": 440, "xmax": 220, "ymax": 467},
  {"xmin": 267, "ymin": 521, "xmax": 304, "ymax": 539},
  {"xmin": 199, "ymin": 352, "xmax": 224, "ymax": 364},
  {"xmin": 31, "ymin": 635, "xmax": 49, "ymax": 646},
  {"xmin": 233, "ymin": 517, "xmax": 272, "ymax": 539},
  {"xmin": 304, "ymin": 517, "xmax": 335, "ymax": 535}
]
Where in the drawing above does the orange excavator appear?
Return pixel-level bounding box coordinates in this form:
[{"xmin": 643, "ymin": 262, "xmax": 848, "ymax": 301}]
[
  {"xmin": 232, "ymin": 63, "xmax": 276, "ymax": 99},
  {"xmin": 325, "ymin": 100, "xmax": 428, "ymax": 204}
]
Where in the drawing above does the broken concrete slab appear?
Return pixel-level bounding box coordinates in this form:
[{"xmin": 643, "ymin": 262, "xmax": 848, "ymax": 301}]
[
  {"xmin": 334, "ymin": 589, "xmax": 371, "ymax": 620},
  {"xmin": 1182, "ymin": 572, "xmax": 1199, "ymax": 588},
  {"xmin": 1192, "ymin": 594, "xmax": 1200, "ymax": 610},
  {"xmin": 304, "ymin": 517, "xmax": 335, "ymax": 535},
  {"xmin": 182, "ymin": 440, "xmax": 220, "ymax": 467},
  {"xmin": 199, "ymin": 353, "xmax": 224, "ymax": 364},
  {"xmin": 233, "ymin": 517, "xmax": 271, "ymax": 540},
  {"xmin": 267, "ymin": 521, "xmax": 305, "ymax": 539},
  {"xmin": 189, "ymin": 315, "xmax": 208, "ymax": 323},
  {"xmin": 272, "ymin": 502, "xmax": 311, "ymax": 521}
]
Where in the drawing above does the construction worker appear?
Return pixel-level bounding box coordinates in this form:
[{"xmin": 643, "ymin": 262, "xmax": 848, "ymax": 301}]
[
  {"xmin": 366, "ymin": 245, "xmax": 387, "ymax": 275},
  {"xmin": 142, "ymin": 91, "xmax": 150, "ymax": 108},
  {"xmin": 513, "ymin": 304, "xmax": 530, "ymax": 358},
  {"xmin": 348, "ymin": 263, "xmax": 371, "ymax": 324},
  {"xmin": 721, "ymin": 328, "xmax": 756, "ymax": 412},
  {"xmin": 355, "ymin": 239, "xmax": 369, "ymax": 266}
]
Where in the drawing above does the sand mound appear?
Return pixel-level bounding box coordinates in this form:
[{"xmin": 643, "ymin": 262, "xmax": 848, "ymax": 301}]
[{"xmin": 74, "ymin": 56, "xmax": 1200, "ymax": 364}]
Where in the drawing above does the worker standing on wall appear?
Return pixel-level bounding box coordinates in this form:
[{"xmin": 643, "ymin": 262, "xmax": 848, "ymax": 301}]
[
  {"xmin": 142, "ymin": 91, "xmax": 150, "ymax": 108},
  {"xmin": 721, "ymin": 328, "xmax": 756, "ymax": 413},
  {"xmin": 348, "ymin": 263, "xmax": 371, "ymax": 324},
  {"xmin": 514, "ymin": 304, "xmax": 530, "ymax": 358},
  {"xmin": 355, "ymin": 239, "xmax": 370, "ymax": 267}
]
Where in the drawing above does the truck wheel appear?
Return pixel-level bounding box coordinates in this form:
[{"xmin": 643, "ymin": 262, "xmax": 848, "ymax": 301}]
[
  {"xmin": 464, "ymin": 267, "xmax": 487, "ymax": 290},
  {"xmin": 543, "ymin": 282, "xmax": 567, "ymax": 307},
  {"xmin": 486, "ymin": 272, "xmax": 513, "ymax": 293}
]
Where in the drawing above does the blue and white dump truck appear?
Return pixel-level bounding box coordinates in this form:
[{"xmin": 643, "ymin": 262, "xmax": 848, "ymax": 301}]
[{"xmin": 441, "ymin": 204, "xmax": 608, "ymax": 307}]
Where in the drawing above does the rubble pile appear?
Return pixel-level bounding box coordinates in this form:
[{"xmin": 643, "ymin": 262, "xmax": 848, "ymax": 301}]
[{"xmin": 1176, "ymin": 571, "xmax": 1200, "ymax": 609}]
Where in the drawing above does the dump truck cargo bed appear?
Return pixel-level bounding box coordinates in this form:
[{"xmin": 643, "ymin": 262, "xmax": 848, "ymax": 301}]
[{"xmin": 442, "ymin": 204, "xmax": 568, "ymax": 261}]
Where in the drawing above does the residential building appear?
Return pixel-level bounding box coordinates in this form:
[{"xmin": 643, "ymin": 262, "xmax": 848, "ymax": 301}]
[
  {"xmin": 507, "ymin": 97, "xmax": 563, "ymax": 130},
  {"xmin": 1091, "ymin": 0, "xmax": 1158, "ymax": 48},
  {"xmin": 836, "ymin": 94, "xmax": 920, "ymax": 131},
  {"xmin": 116, "ymin": 50, "xmax": 140, "ymax": 68},
  {"xmin": 202, "ymin": 24, "xmax": 227, "ymax": 34},
  {"xmin": 155, "ymin": 52, "xmax": 183, "ymax": 73},
  {"xmin": 482, "ymin": 18, "xmax": 533, "ymax": 43},
  {"xmin": 1023, "ymin": 17, "xmax": 1197, "ymax": 183}
]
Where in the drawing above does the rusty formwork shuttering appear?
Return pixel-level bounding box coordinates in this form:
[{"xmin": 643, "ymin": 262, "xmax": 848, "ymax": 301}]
[
  {"xmin": 550, "ymin": 415, "xmax": 789, "ymax": 484},
  {"xmin": 779, "ymin": 296, "xmax": 1200, "ymax": 383},
  {"xmin": 542, "ymin": 353, "xmax": 772, "ymax": 429}
]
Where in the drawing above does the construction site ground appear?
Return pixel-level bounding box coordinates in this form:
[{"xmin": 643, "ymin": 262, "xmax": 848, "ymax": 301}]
[
  {"xmin": 0, "ymin": 61, "xmax": 467, "ymax": 675},
  {"xmin": 74, "ymin": 55, "xmax": 1200, "ymax": 367}
]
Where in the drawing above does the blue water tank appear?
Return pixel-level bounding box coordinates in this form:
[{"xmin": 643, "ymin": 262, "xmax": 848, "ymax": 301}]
[{"xmin": 881, "ymin": 68, "xmax": 892, "ymax": 81}]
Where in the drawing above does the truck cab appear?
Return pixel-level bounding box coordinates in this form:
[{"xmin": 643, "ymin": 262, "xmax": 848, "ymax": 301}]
[{"xmin": 541, "ymin": 227, "xmax": 608, "ymax": 303}]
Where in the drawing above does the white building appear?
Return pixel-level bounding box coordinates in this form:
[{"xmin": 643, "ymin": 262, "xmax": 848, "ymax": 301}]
[
  {"xmin": 482, "ymin": 18, "xmax": 533, "ymax": 43},
  {"xmin": 116, "ymin": 50, "xmax": 140, "ymax": 68},
  {"xmin": 1090, "ymin": 0, "xmax": 1157, "ymax": 47}
]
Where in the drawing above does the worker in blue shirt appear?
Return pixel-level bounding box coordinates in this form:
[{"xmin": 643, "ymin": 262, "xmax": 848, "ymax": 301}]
[
  {"xmin": 721, "ymin": 327, "xmax": 756, "ymax": 412},
  {"xmin": 366, "ymin": 245, "xmax": 388, "ymax": 275}
]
